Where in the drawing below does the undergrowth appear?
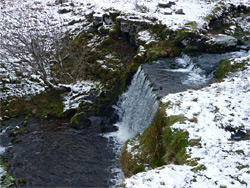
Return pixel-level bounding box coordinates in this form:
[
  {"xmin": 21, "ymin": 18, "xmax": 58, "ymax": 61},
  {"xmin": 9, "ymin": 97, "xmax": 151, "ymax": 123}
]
[
  {"xmin": 215, "ymin": 58, "xmax": 246, "ymax": 81},
  {"xmin": 120, "ymin": 105, "xmax": 193, "ymax": 177}
]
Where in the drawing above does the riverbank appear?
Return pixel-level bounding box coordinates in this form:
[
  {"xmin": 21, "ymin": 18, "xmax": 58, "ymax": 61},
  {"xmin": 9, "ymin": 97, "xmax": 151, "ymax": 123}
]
[{"xmin": 1, "ymin": 0, "xmax": 250, "ymax": 187}]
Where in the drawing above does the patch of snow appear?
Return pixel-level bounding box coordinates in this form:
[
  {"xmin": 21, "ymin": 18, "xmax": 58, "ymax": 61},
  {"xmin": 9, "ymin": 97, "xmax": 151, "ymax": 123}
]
[
  {"xmin": 62, "ymin": 80, "xmax": 102, "ymax": 112},
  {"xmin": 137, "ymin": 30, "xmax": 159, "ymax": 45}
]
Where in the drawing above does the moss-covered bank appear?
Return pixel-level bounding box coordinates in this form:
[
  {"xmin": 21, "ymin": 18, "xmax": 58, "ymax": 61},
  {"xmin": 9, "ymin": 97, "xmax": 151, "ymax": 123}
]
[{"xmin": 120, "ymin": 105, "xmax": 200, "ymax": 178}]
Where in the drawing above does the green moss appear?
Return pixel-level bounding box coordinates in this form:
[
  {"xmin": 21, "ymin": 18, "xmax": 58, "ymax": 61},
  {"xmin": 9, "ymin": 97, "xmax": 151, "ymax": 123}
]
[
  {"xmin": 145, "ymin": 42, "xmax": 173, "ymax": 62},
  {"xmin": 70, "ymin": 112, "xmax": 81, "ymax": 125},
  {"xmin": 2, "ymin": 89, "xmax": 64, "ymax": 119},
  {"xmin": 0, "ymin": 162, "xmax": 14, "ymax": 188},
  {"xmin": 215, "ymin": 58, "xmax": 246, "ymax": 81},
  {"xmin": 163, "ymin": 127, "xmax": 189, "ymax": 165},
  {"xmin": 215, "ymin": 59, "xmax": 231, "ymax": 81},
  {"xmin": 185, "ymin": 21, "xmax": 198, "ymax": 31},
  {"xmin": 235, "ymin": 150, "xmax": 244, "ymax": 155},
  {"xmin": 109, "ymin": 25, "xmax": 120, "ymax": 39},
  {"xmin": 187, "ymin": 158, "xmax": 200, "ymax": 167},
  {"xmin": 18, "ymin": 178, "xmax": 26, "ymax": 184},
  {"xmin": 191, "ymin": 164, "xmax": 207, "ymax": 172},
  {"xmin": 189, "ymin": 138, "xmax": 201, "ymax": 147},
  {"xmin": 120, "ymin": 106, "xmax": 190, "ymax": 177},
  {"xmin": 237, "ymin": 164, "xmax": 249, "ymax": 170}
]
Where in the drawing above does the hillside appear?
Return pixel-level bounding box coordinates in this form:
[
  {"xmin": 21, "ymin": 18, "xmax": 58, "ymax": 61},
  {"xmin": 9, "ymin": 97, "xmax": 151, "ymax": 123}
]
[{"xmin": 0, "ymin": 0, "xmax": 250, "ymax": 187}]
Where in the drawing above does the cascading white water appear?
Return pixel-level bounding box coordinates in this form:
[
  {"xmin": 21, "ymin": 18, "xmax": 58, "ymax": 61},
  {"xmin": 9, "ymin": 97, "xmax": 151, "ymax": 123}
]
[
  {"xmin": 169, "ymin": 53, "xmax": 212, "ymax": 86},
  {"xmin": 106, "ymin": 66, "xmax": 158, "ymax": 187},
  {"xmin": 112, "ymin": 66, "xmax": 158, "ymax": 143}
]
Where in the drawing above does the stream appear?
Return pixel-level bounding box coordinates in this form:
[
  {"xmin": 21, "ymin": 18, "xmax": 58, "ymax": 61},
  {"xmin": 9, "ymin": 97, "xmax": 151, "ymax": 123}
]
[{"xmin": 0, "ymin": 50, "xmax": 249, "ymax": 187}]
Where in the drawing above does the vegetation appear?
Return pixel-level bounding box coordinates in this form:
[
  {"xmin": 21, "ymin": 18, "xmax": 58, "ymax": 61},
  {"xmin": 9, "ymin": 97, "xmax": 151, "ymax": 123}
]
[
  {"xmin": 120, "ymin": 105, "xmax": 194, "ymax": 177},
  {"xmin": 215, "ymin": 58, "xmax": 246, "ymax": 81},
  {"xmin": 1, "ymin": 89, "xmax": 65, "ymax": 119},
  {"xmin": 0, "ymin": 162, "xmax": 15, "ymax": 187}
]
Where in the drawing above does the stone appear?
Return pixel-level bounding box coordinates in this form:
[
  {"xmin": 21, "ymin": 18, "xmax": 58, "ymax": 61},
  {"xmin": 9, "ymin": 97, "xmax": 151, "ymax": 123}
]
[
  {"xmin": 93, "ymin": 13, "xmax": 103, "ymax": 27},
  {"xmin": 104, "ymin": 16, "xmax": 113, "ymax": 25},
  {"xmin": 163, "ymin": 8, "xmax": 172, "ymax": 15},
  {"xmin": 57, "ymin": 8, "xmax": 71, "ymax": 14},
  {"xmin": 70, "ymin": 112, "xmax": 92, "ymax": 129},
  {"xmin": 55, "ymin": 0, "xmax": 69, "ymax": 5},
  {"xmin": 208, "ymin": 35, "xmax": 238, "ymax": 47},
  {"xmin": 158, "ymin": 1, "xmax": 176, "ymax": 8},
  {"xmin": 176, "ymin": 9, "xmax": 185, "ymax": 15},
  {"xmin": 205, "ymin": 35, "xmax": 238, "ymax": 52},
  {"xmin": 231, "ymin": 130, "xmax": 246, "ymax": 141}
]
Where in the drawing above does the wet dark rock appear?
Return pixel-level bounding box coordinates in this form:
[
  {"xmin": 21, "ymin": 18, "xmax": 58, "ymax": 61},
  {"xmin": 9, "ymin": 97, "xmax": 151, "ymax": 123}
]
[
  {"xmin": 93, "ymin": 13, "xmax": 104, "ymax": 27},
  {"xmin": 176, "ymin": 9, "xmax": 185, "ymax": 15},
  {"xmin": 57, "ymin": 8, "xmax": 71, "ymax": 14},
  {"xmin": 100, "ymin": 117, "xmax": 118, "ymax": 133},
  {"xmin": 158, "ymin": 1, "xmax": 175, "ymax": 8},
  {"xmin": 231, "ymin": 130, "xmax": 246, "ymax": 141},
  {"xmin": 101, "ymin": 124, "xmax": 118, "ymax": 133},
  {"xmin": 225, "ymin": 126, "xmax": 247, "ymax": 141},
  {"xmin": 55, "ymin": 0, "xmax": 69, "ymax": 5}
]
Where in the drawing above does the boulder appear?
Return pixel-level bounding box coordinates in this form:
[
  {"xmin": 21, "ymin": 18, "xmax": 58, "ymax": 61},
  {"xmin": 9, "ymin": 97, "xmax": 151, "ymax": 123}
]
[
  {"xmin": 118, "ymin": 19, "xmax": 149, "ymax": 45},
  {"xmin": 93, "ymin": 13, "xmax": 103, "ymax": 27},
  {"xmin": 158, "ymin": 1, "xmax": 176, "ymax": 8},
  {"xmin": 70, "ymin": 112, "xmax": 92, "ymax": 129},
  {"xmin": 211, "ymin": 35, "xmax": 238, "ymax": 46},
  {"xmin": 206, "ymin": 35, "xmax": 238, "ymax": 52},
  {"xmin": 176, "ymin": 9, "xmax": 185, "ymax": 15},
  {"xmin": 57, "ymin": 8, "xmax": 71, "ymax": 14},
  {"xmin": 55, "ymin": 0, "xmax": 69, "ymax": 5}
]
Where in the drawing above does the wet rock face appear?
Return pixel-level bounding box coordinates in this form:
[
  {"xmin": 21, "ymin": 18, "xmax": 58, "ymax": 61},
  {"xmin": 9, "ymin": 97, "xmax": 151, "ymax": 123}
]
[{"xmin": 1, "ymin": 117, "xmax": 117, "ymax": 187}]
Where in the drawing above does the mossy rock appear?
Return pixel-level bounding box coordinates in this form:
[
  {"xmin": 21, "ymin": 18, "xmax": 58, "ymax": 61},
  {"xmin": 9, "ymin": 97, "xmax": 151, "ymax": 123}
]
[{"xmin": 70, "ymin": 112, "xmax": 92, "ymax": 129}]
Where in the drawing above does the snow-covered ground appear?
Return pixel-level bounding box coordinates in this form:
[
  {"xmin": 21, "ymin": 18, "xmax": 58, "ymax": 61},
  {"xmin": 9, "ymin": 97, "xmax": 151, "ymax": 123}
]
[
  {"xmin": 123, "ymin": 53, "xmax": 250, "ymax": 187},
  {"xmin": 1, "ymin": 0, "xmax": 249, "ymax": 104}
]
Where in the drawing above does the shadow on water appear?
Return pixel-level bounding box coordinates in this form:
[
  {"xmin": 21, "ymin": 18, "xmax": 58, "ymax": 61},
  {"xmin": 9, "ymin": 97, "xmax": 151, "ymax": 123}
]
[{"xmin": 1, "ymin": 117, "xmax": 117, "ymax": 187}]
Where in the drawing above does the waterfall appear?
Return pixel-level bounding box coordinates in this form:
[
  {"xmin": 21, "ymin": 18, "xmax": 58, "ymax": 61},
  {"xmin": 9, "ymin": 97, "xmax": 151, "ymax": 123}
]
[
  {"xmin": 106, "ymin": 66, "xmax": 158, "ymax": 187},
  {"xmin": 112, "ymin": 66, "xmax": 158, "ymax": 143}
]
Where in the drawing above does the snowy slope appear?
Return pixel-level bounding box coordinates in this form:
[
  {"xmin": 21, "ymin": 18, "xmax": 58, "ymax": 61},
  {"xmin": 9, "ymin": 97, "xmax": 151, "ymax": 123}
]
[
  {"xmin": 1, "ymin": 0, "xmax": 249, "ymax": 102},
  {"xmin": 123, "ymin": 53, "xmax": 250, "ymax": 188},
  {"xmin": 1, "ymin": 0, "xmax": 250, "ymax": 187}
]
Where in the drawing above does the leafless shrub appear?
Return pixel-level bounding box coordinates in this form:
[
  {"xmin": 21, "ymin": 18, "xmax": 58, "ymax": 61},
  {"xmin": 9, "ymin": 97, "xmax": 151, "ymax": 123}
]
[{"xmin": 0, "ymin": 9, "xmax": 86, "ymax": 90}]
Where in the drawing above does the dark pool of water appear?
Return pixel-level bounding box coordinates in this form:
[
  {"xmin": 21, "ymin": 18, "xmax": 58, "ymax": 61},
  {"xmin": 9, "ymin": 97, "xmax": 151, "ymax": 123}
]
[{"xmin": 1, "ymin": 117, "xmax": 117, "ymax": 187}]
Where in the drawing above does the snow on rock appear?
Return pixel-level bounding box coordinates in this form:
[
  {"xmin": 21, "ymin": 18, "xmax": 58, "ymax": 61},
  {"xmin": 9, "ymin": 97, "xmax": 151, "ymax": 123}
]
[
  {"xmin": 123, "ymin": 53, "xmax": 250, "ymax": 187},
  {"xmin": 62, "ymin": 80, "xmax": 102, "ymax": 112},
  {"xmin": 137, "ymin": 30, "xmax": 159, "ymax": 45},
  {"xmin": 206, "ymin": 34, "xmax": 238, "ymax": 47}
]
